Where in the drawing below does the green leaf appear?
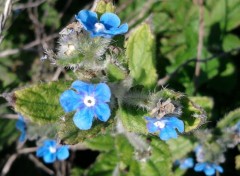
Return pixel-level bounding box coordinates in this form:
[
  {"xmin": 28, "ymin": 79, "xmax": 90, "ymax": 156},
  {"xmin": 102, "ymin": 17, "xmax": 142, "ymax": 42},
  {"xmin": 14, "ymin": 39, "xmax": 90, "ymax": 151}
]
[
  {"xmin": 190, "ymin": 96, "xmax": 214, "ymax": 116},
  {"xmin": 13, "ymin": 81, "xmax": 71, "ymax": 124},
  {"xmin": 223, "ymin": 34, "xmax": 240, "ymax": 52},
  {"xmin": 217, "ymin": 107, "xmax": 240, "ymax": 128},
  {"xmin": 84, "ymin": 133, "xmax": 114, "ymax": 152},
  {"xmin": 118, "ymin": 106, "xmax": 148, "ymax": 135},
  {"xmin": 87, "ymin": 150, "xmax": 118, "ymax": 176},
  {"xmin": 159, "ymin": 89, "xmax": 206, "ymax": 132},
  {"xmin": 95, "ymin": 0, "xmax": 115, "ymax": 14},
  {"xmin": 206, "ymin": 0, "xmax": 240, "ymax": 31},
  {"xmin": 166, "ymin": 136, "xmax": 194, "ymax": 161},
  {"xmin": 126, "ymin": 23, "xmax": 157, "ymax": 88},
  {"xmin": 236, "ymin": 155, "xmax": 240, "ymax": 170},
  {"xmin": 139, "ymin": 138, "xmax": 173, "ymax": 176},
  {"xmin": 71, "ymin": 167, "xmax": 84, "ymax": 176},
  {"xmin": 58, "ymin": 113, "xmax": 114, "ymax": 144},
  {"xmin": 107, "ymin": 64, "xmax": 126, "ymax": 82},
  {"xmin": 0, "ymin": 119, "xmax": 19, "ymax": 151},
  {"xmin": 87, "ymin": 134, "xmax": 173, "ymax": 176}
]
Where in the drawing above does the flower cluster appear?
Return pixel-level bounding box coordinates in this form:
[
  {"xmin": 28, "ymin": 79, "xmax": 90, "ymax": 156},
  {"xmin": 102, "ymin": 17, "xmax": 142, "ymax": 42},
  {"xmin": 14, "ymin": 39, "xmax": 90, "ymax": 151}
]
[
  {"xmin": 75, "ymin": 10, "xmax": 128, "ymax": 38},
  {"xmin": 175, "ymin": 157, "xmax": 194, "ymax": 170},
  {"xmin": 15, "ymin": 115, "xmax": 26, "ymax": 142},
  {"xmin": 60, "ymin": 80, "xmax": 111, "ymax": 130},
  {"xmin": 145, "ymin": 116, "xmax": 184, "ymax": 141},
  {"xmin": 36, "ymin": 140, "xmax": 69, "ymax": 163},
  {"xmin": 194, "ymin": 162, "xmax": 223, "ymax": 176}
]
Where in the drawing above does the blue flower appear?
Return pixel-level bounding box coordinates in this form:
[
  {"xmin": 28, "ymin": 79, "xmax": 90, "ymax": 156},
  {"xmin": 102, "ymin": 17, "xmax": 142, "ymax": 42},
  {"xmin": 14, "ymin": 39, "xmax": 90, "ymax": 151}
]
[
  {"xmin": 36, "ymin": 140, "xmax": 69, "ymax": 163},
  {"xmin": 145, "ymin": 116, "xmax": 184, "ymax": 141},
  {"xmin": 75, "ymin": 10, "xmax": 128, "ymax": 38},
  {"xmin": 60, "ymin": 80, "xmax": 111, "ymax": 130},
  {"xmin": 15, "ymin": 115, "xmax": 26, "ymax": 142},
  {"xmin": 175, "ymin": 158, "xmax": 194, "ymax": 170},
  {"xmin": 194, "ymin": 162, "xmax": 223, "ymax": 176},
  {"xmin": 195, "ymin": 145, "xmax": 205, "ymax": 162}
]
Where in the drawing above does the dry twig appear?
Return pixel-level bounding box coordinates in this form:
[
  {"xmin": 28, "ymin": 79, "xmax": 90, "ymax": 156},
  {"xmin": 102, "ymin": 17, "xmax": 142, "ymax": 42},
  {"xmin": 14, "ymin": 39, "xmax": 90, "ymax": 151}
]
[{"xmin": 194, "ymin": 0, "xmax": 204, "ymax": 92}]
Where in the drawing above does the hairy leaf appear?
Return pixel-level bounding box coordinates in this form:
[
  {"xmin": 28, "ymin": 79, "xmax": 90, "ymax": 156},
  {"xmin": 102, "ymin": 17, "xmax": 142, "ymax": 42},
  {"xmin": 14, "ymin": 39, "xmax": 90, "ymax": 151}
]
[
  {"xmin": 126, "ymin": 23, "xmax": 157, "ymax": 88},
  {"xmin": 217, "ymin": 107, "xmax": 240, "ymax": 128},
  {"xmin": 58, "ymin": 113, "xmax": 114, "ymax": 144},
  {"xmin": 13, "ymin": 81, "xmax": 71, "ymax": 124}
]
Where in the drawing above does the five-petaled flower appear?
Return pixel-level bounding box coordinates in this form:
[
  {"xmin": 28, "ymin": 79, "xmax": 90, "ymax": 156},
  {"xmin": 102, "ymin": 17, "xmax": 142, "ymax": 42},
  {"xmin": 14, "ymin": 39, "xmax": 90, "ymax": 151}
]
[
  {"xmin": 15, "ymin": 115, "xmax": 26, "ymax": 142},
  {"xmin": 194, "ymin": 162, "xmax": 223, "ymax": 176},
  {"xmin": 60, "ymin": 80, "xmax": 111, "ymax": 130},
  {"xmin": 36, "ymin": 139, "xmax": 69, "ymax": 163},
  {"xmin": 75, "ymin": 10, "xmax": 128, "ymax": 38},
  {"xmin": 145, "ymin": 116, "xmax": 184, "ymax": 141},
  {"xmin": 175, "ymin": 157, "xmax": 194, "ymax": 170}
]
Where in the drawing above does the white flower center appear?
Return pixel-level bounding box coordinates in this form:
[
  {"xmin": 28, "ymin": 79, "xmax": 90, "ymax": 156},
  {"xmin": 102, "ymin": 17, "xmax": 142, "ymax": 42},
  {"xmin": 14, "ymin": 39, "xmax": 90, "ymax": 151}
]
[
  {"xmin": 84, "ymin": 96, "xmax": 96, "ymax": 107},
  {"xmin": 154, "ymin": 121, "xmax": 165, "ymax": 129},
  {"xmin": 49, "ymin": 146, "xmax": 57, "ymax": 153},
  {"xmin": 94, "ymin": 23, "xmax": 106, "ymax": 32}
]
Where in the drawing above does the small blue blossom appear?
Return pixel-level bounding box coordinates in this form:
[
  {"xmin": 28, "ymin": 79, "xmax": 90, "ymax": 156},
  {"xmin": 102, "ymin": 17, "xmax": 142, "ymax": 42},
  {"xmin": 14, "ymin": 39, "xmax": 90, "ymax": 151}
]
[
  {"xmin": 175, "ymin": 158, "xmax": 194, "ymax": 170},
  {"xmin": 15, "ymin": 115, "xmax": 26, "ymax": 142},
  {"xmin": 145, "ymin": 116, "xmax": 184, "ymax": 141},
  {"xmin": 194, "ymin": 162, "xmax": 223, "ymax": 176},
  {"xmin": 60, "ymin": 80, "xmax": 111, "ymax": 130},
  {"xmin": 75, "ymin": 10, "xmax": 128, "ymax": 38},
  {"xmin": 36, "ymin": 140, "xmax": 69, "ymax": 163},
  {"xmin": 195, "ymin": 145, "xmax": 205, "ymax": 162}
]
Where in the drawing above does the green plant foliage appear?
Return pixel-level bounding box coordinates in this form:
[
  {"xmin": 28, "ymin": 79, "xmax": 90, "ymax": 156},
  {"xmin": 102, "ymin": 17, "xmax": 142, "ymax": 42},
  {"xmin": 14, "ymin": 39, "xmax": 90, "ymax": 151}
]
[
  {"xmin": 13, "ymin": 81, "xmax": 71, "ymax": 124},
  {"xmin": 166, "ymin": 136, "xmax": 194, "ymax": 161},
  {"xmin": 205, "ymin": 0, "xmax": 240, "ymax": 31},
  {"xmin": 58, "ymin": 113, "xmax": 114, "ymax": 144},
  {"xmin": 95, "ymin": 0, "xmax": 115, "ymax": 14},
  {"xmin": 236, "ymin": 155, "xmax": 240, "ymax": 170},
  {"xmin": 84, "ymin": 133, "xmax": 114, "ymax": 152},
  {"xmin": 0, "ymin": 119, "xmax": 18, "ymax": 151},
  {"xmin": 87, "ymin": 150, "xmax": 119, "ymax": 176},
  {"xmin": 138, "ymin": 138, "xmax": 173, "ymax": 176},
  {"xmin": 125, "ymin": 23, "xmax": 157, "ymax": 88},
  {"xmin": 217, "ymin": 107, "xmax": 240, "ymax": 128},
  {"xmin": 117, "ymin": 107, "xmax": 148, "ymax": 135},
  {"xmin": 87, "ymin": 135, "xmax": 173, "ymax": 176},
  {"xmin": 107, "ymin": 63, "xmax": 126, "ymax": 82},
  {"xmin": 223, "ymin": 34, "xmax": 240, "ymax": 52},
  {"xmin": 190, "ymin": 96, "xmax": 214, "ymax": 116}
]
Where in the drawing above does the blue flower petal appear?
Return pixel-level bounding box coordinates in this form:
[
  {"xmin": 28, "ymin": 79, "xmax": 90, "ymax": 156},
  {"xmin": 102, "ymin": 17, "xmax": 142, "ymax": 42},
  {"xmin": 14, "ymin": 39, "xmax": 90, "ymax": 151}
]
[
  {"xmin": 146, "ymin": 121, "xmax": 158, "ymax": 133},
  {"xmin": 213, "ymin": 164, "xmax": 223, "ymax": 173},
  {"xmin": 71, "ymin": 80, "xmax": 94, "ymax": 95},
  {"xmin": 94, "ymin": 103, "xmax": 110, "ymax": 122},
  {"xmin": 75, "ymin": 10, "xmax": 98, "ymax": 31},
  {"xmin": 194, "ymin": 163, "xmax": 206, "ymax": 172},
  {"xmin": 36, "ymin": 146, "xmax": 47, "ymax": 157},
  {"xmin": 94, "ymin": 83, "xmax": 111, "ymax": 102},
  {"xmin": 73, "ymin": 107, "xmax": 94, "ymax": 130},
  {"xmin": 16, "ymin": 116, "xmax": 26, "ymax": 131},
  {"xmin": 60, "ymin": 90, "xmax": 82, "ymax": 113},
  {"xmin": 19, "ymin": 131, "xmax": 26, "ymax": 142},
  {"xmin": 180, "ymin": 158, "xmax": 194, "ymax": 169},
  {"xmin": 167, "ymin": 117, "xmax": 184, "ymax": 133},
  {"xmin": 44, "ymin": 140, "xmax": 56, "ymax": 148},
  {"xmin": 43, "ymin": 152, "xmax": 56, "ymax": 163},
  {"xmin": 57, "ymin": 146, "xmax": 69, "ymax": 160},
  {"xmin": 159, "ymin": 126, "xmax": 178, "ymax": 141},
  {"xmin": 106, "ymin": 23, "xmax": 128, "ymax": 35},
  {"xmin": 100, "ymin": 12, "xmax": 120, "ymax": 29},
  {"xmin": 145, "ymin": 116, "xmax": 158, "ymax": 122},
  {"xmin": 204, "ymin": 165, "xmax": 215, "ymax": 176}
]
